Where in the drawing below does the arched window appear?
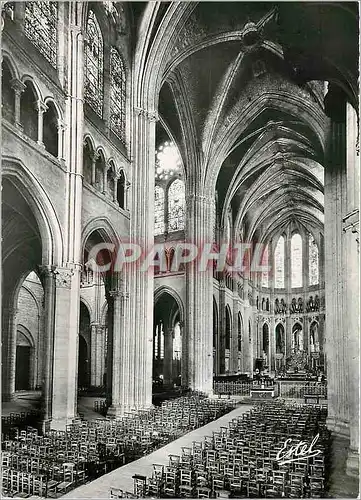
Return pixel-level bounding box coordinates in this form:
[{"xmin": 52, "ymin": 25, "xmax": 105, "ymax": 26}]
[
  {"xmin": 83, "ymin": 140, "xmax": 94, "ymax": 185},
  {"xmin": 43, "ymin": 102, "xmax": 58, "ymax": 157},
  {"xmin": 95, "ymin": 152, "xmax": 105, "ymax": 192},
  {"xmin": 1, "ymin": 60, "xmax": 15, "ymax": 122},
  {"xmin": 154, "ymin": 185, "xmax": 165, "ymax": 235},
  {"xmin": 262, "ymin": 323, "xmax": 269, "ymax": 357},
  {"xmin": 155, "ymin": 141, "xmax": 182, "ymax": 181},
  {"xmin": 309, "ymin": 233, "xmax": 319, "ymax": 285},
  {"xmin": 24, "ymin": 2, "xmax": 58, "ymax": 67},
  {"xmin": 248, "ymin": 319, "xmax": 252, "ymax": 342},
  {"xmin": 117, "ymin": 170, "xmax": 126, "ymax": 209},
  {"xmin": 261, "ymin": 245, "xmax": 269, "ymax": 287},
  {"xmin": 20, "ymin": 82, "xmax": 38, "ymax": 141},
  {"xmin": 291, "ymin": 233, "xmax": 303, "ymax": 288},
  {"xmin": 168, "ymin": 179, "xmax": 185, "ymax": 231},
  {"xmin": 110, "ymin": 48, "xmax": 126, "ymax": 143},
  {"xmin": 85, "ymin": 10, "xmax": 104, "ymax": 117},
  {"xmin": 274, "ymin": 236, "xmax": 285, "ymax": 288},
  {"xmin": 238, "ymin": 313, "xmax": 243, "ymax": 351},
  {"xmin": 225, "ymin": 307, "xmax": 231, "ymax": 350}
]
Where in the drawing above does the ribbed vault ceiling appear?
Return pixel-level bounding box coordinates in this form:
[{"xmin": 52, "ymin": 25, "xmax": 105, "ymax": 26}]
[{"xmin": 152, "ymin": 2, "xmax": 358, "ymax": 244}]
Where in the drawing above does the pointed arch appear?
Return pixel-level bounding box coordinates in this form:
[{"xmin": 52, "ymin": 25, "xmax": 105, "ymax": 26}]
[
  {"xmin": 85, "ymin": 9, "xmax": 104, "ymax": 117},
  {"xmin": 2, "ymin": 157, "xmax": 63, "ymax": 265},
  {"xmin": 274, "ymin": 235, "xmax": 285, "ymax": 288}
]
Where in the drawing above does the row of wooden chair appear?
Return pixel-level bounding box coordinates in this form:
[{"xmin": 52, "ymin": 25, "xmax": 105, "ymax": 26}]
[{"xmin": 117, "ymin": 402, "xmax": 329, "ymax": 498}]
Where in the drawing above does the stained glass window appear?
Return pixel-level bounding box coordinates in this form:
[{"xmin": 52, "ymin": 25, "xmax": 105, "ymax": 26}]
[
  {"xmin": 291, "ymin": 233, "xmax": 303, "ymax": 288},
  {"xmin": 85, "ymin": 10, "xmax": 103, "ymax": 117},
  {"xmin": 261, "ymin": 245, "xmax": 269, "ymax": 287},
  {"xmin": 168, "ymin": 179, "xmax": 185, "ymax": 231},
  {"xmin": 110, "ymin": 48, "xmax": 126, "ymax": 143},
  {"xmin": 274, "ymin": 236, "xmax": 285, "ymax": 288},
  {"xmin": 309, "ymin": 233, "xmax": 319, "ymax": 285},
  {"xmin": 154, "ymin": 185, "xmax": 165, "ymax": 235},
  {"xmin": 155, "ymin": 142, "xmax": 182, "ymax": 181},
  {"xmin": 24, "ymin": 2, "xmax": 57, "ymax": 67}
]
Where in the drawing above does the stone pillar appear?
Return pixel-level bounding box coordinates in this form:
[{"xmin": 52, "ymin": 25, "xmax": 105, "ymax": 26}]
[
  {"xmin": 57, "ymin": 119, "xmax": 65, "ymax": 160},
  {"xmin": 35, "ymin": 100, "xmax": 47, "ymax": 147},
  {"xmin": 107, "ymin": 278, "xmax": 131, "ymax": 417},
  {"xmin": 39, "ymin": 266, "xmax": 56, "ymax": 430},
  {"xmin": 10, "ymin": 78, "xmax": 25, "ymax": 128},
  {"xmin": 218, "ymin": 280, "xmax": 226, "ymax": 374},
  {"xmin": 185, "ymin": 193, "xmax": 214, "ymax": 393},
  {"xmin": 324, "ymin": 87, "xmax": 349, "ymax": 438},
  {"xmin": 163, "ymin": 328, "xmax": 174, "ymax": 386},
  {"xmin": 2, "ymin": 306, "xmax": 18, "ymax": 401},
  {"xmin": 91, "ymin": 152, "xmax": 98, "ymax": 186},
  {"xmin": 231, "ymin": 295, "xmax": 239, "ymax": 372},
  {"xmin": 344, "ymin": 103, "xmax": 359, "ymax": 477},
  {"xmin": 48, "ymin": 5, "xmax": 84, "ymax": 430},
  {"xmin": 51, "ymin": 267, "xmax": 80, "ymax": 429},
  {"xmin": 125, "ymin": 107, "xmax": 157, "ymax": 410},
  {"xmin": 90, "ymin": 323, "xmax": 98, "ymax": 387}
]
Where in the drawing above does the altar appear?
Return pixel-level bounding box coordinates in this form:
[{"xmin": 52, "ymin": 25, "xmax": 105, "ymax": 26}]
[{"xmin": 250, "ymin": 386, "xmax": 275, "ymax": 400}]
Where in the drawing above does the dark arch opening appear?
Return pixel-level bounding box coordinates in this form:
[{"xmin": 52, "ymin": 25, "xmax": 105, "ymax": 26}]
[
  {"xmin": 2, "ymin": 59, "xmax": 15, "ymax": 122},
  {"xmin": 20, "ymin": 81, "xmax": 38, "ymax": 141},
  {"xmin": 43, "ymin": 101, "xmax": 58, "ymax": 157},
  {"xmin": 153, "ymin": 292, "xmax": 181, "ymax": 392},
  {"xmin": 117, "ymin": 170, "xmax": 125, "ymax": 209},
  {"xmin": 83, "ymin": 139, "xmax": 94, "ymax": 185}
]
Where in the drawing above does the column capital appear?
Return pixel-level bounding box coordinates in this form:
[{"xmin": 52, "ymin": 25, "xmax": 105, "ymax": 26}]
[
  {"xmin": 34, "ymin": 100, "xmax": 48, "ymax": 114},
  {"xmin": 109, "ymin": 289, "xmax": 129, "ymax": 299},
  {"xmin": 10, "ymin": 78, "xmax": 26, "ymax": 95},
  {"xmin": 57, "ymin": 118, "xmax": 66, "ymax": 131},
  {"xmin": 134, "ymin": 106, "xmax": 159, "ymax": 122},
  {"xmin": 53, "ymin": 267, "xmax": 74, "ymax": 288}
]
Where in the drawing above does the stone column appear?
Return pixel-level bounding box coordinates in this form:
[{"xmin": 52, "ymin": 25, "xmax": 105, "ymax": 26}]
[
  {"xmin": 185, "ymin": 193, "xmax": 214, "ymax": 393},
  {"xmin": 35, "ymin": 100, "xmax": 47, "ymax": 147},
  {"xmin": 49, "ymin": 5, "xmax": 84, "ymax": 430},
  {"xmin": 57, "ymin": 119, "xmax": 65, "ymax": 161},
  {"xmin": 218, "ymin": 280, "xmax": 226, "ymax": 374},
  {"xmin": 10, "ymin": 78, "xmax": 25, "ymax": 128},
  {"xmin": 125, "ymin": 107, "xmax": 157, "ymax": 410},
  {"xmin": 39, "ymin": 266, "xmax": 56, "ymax": 431},
  {"xmin": 91, "ymin": 152, "xmax": 98, "ymax": 186},
  {"xmin": 324, "ymin": 87, "xmax": 349, "ymax": 438},
  {"xmin": 2, "ymin": 306, "xmax": 18, "ymax": 401},
  {"xmin": 107, "ymin": 278, "xmax": 132, "ymax": 417},
  {"xmin": 163, "ymin": 328, "xmax": 174, "ymax": 386},
  {"xmin": 344, "ymin": 103, "xmax": 359, "ymax": 477},
  {"xmin": 231, "ymin": 295, "xmax": 239, "ymax": 372},
  {"xmin": 90, "ymin": 323, "xmax": 98, "ymax": 387},
  {"xmin": 51, "ymin": 267, "xmax": 80, "ymax": 429}
]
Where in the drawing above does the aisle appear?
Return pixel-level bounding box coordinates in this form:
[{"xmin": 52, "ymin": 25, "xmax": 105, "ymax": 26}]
[{"xmin": 62, "ymin": 404, "xmax": 253, "ymax": 499}]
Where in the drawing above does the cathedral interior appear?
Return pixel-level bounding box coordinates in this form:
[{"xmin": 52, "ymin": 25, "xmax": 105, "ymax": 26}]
[{"xmin": 1, "ymin": 1, "xmax": 359, "ymax": 498}]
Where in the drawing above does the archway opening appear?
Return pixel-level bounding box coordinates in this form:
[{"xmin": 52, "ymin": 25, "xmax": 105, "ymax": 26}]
[
  {"xmin": 20, "ymin": 81, "xmax": 38, "ymax": 141},
  {"xmin": 2, "ymin": 59, "xmax": 15, "ymax": 122},
  {"xmin": 153, "ymin": 291, "xmax": 182, "ymax": 396},
  {"xmin": 2, "ymin": 176, "xmax": 43, "ymax": 408},
  {"xmin": 275, "ymin": 323, "xmax": 285, "ymax": 373},
  {"xmin": 262, "ymin": 323, "xmax": 269, "ymax": 369},
  {"xmin": 15, "ymin": 331, "xmax": 32, "ymax": 391},
  {"xmin": 43, "ymin": 101, "xmax": 58, "ymax": 157},
  {"xmin": 82, "ymin": 229, "xmax": 113, "ymax": 404},
  {"xmin": 78, "ymin": 302, "xmax": 91, "ymax": 390}
]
